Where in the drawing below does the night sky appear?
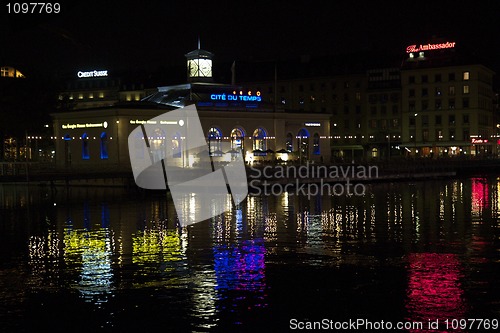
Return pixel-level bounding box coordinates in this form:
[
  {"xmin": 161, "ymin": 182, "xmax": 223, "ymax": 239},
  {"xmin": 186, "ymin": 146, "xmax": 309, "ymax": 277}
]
[{"xmin": 2, "ymin": 0, "xmax": 500, "ymax": 80}]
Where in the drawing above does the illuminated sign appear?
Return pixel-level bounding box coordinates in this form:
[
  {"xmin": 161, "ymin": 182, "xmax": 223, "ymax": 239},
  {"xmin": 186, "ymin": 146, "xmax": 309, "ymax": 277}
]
[
  {"xmin": 305, "ymin": 122, "xmax": 321, "ymax": 127},
  {"xmin": 210, "ymin": 90, "xmax": 262, "ymax": 102},
  {"xmin": 62, "ymin": 122, "xmax": 106, "ymax": 129},
  {"xmin": 406, "ymin": 42, "xmax": 456, "ymax": 53},
  {"xmin": 472, "ymin": 138, "xmax": 488, "ymax": 144},
  {"xmin": 129, "ymin": 120, "xmax": 179, "ymax": 125},
  {"xmin": 77, "ymin": 70, "xmax": 108, "ymax": 78}
]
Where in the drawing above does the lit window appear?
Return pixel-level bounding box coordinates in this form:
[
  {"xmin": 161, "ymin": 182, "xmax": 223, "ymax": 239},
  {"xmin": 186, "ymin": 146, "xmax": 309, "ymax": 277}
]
[
  {"xmin": 463, "ymin": 85, "xmax": 469, "ymax": 94},
  {"xmin": 82, "ymin": 133, "xmax": 90, "ymax": 160},
  {"xmin": 100, "ymin": 132, "xmax": 108, "ymax": 159},
  {"xmin": 463, "ymin": 71, "xmax": 470, "ymax": 80},
  {"xmin": 78, "ymin": 93, "xmax": 83, "ymax": 99},
  {"xmin": 355, "ymin": 92, "xmax": 361, "ymax": 100},
  {"xmin": 99, "ymin": 92, "xmax": 104, "ymax": 98},
  {"xmin": 89, "ymin": 93, "xmax": 93, "ymax": 99}
]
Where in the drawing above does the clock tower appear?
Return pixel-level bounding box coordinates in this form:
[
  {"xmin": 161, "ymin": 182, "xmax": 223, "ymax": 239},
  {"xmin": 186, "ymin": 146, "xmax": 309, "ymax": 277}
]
[{"xmin": 185, "ymin": 41, "xmax": 214, "ymax": 83}]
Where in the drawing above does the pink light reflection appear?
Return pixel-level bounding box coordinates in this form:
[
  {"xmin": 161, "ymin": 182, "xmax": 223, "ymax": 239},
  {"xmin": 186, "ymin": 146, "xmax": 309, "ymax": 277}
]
[{"xmin": 405, "ymin": 253, "xmax": 467, "ymax": 333}]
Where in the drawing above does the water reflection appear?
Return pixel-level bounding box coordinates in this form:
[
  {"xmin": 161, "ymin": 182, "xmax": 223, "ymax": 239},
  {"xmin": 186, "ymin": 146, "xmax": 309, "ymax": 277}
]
[
  {"xmin": 405, "ymin": 253, "xmax": 467, "ymax": 333},
  {"xmin": 0, "ymin": 176, "xmax": 499, "ymax": 331}
]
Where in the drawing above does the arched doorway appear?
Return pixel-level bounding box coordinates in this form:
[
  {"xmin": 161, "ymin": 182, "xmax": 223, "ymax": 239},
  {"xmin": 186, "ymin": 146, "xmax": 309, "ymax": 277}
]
[
  {"xmin": 208, "ymin": 127, "xmax": 222, "ymax": 155},
  {"xmin": 297, "ymin": 128, "xmax": 310, "ymax": 160},
  {"xmin": 252, "ymin": 128, "xmax": 267, "ymax": 151}
]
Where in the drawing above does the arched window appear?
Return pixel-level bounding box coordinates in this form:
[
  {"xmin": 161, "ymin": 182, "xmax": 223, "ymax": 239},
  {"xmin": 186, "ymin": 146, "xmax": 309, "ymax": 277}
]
[
  {"xmin": 253, "ymin": 128, "xmax": 267, "ymax": 151},
  {"xmin": 150, "ymin": 128, "xmax": 166, "ymax": 163},
  {"xmin": 100, "ymin": 132, "xmax": 108, "ymax": 159},
  {"xmin": 371, "ymin": 148, "xmax": 378, "ymax": 158},
  {"xmin": 208, "ymin": 127, "xmax": 222, "ymax": 155},
  {"xmin": 82, "ymin": 133, "xmax": 90, "ymax": 160},
  {"xmin": 313, "ymin": 133, "xmax": 320, "ymax": 155},
  {"xmin": 230, "ymin": 127, "xmax": 245, "ymax": 151},
  {"xmin": 286, "ymin": 133, "xmax": 293, "ymax": 152},
  {"xmin": 297, "ymin": 128, "xmax": 310, "ymax": 159},
  {"xmin": 172, "ymin": 132, "xmax": 181, "ymax": 158}
]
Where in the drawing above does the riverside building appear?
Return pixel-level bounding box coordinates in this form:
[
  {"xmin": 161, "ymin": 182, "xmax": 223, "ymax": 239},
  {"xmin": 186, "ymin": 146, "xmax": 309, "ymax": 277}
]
[{"xmin": 50, "ymin": 47, "xmax": 332, "ymax": 169}]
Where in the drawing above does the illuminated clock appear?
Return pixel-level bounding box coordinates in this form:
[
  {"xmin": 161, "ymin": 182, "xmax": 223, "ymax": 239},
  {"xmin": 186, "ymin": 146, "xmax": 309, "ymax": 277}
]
[
  {"xmin": 187, "ymin": 60, "xmax": 199, "ymax": 77},
  {"xmin": 198, "ymin": 59, "xmax": 212, "ymax": 77}
]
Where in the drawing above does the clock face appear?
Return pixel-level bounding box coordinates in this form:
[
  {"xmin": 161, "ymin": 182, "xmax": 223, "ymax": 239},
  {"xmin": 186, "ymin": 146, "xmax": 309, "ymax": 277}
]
[
  {"xmin": 188, "ymin": 60, "xmax": 198, "ymax": 77},
  {"xmin": 198, "ymin": 59, "xmax": 212, "ymax": 77}
]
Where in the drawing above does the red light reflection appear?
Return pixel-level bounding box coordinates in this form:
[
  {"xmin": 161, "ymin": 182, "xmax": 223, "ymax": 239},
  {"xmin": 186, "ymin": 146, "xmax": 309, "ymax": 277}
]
[{"xmin": 405, "ymin": 253, "xmax": 467, "ymax": 333}]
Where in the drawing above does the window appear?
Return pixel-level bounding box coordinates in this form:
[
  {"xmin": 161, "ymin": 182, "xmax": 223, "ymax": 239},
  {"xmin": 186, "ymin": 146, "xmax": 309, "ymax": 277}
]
[
  {"xmin": 422, "ymin": 101, "xmax": 428, "ymax": 111},
  {"xmin": 299, "ymin": 85, "xmax": 304, "ymax": 92},
  {"xmin": 435, "ymin": 87, "xmax": 442, "ymax": 96},
  {"xmin": 310, "ymin": 83, "xmax": 315, "ymax": 91},
  {"xmin": 344, "ymin": 106, "xmax": 349, "ymax": 114},
  {"xmin": 463, "ymin": 130, "xmax": 469, "ymax": 141},
  {"xmin": 381, "ymin": 105, "xmax": 387, "ymax": 115},
  {"xmin": 370, "ymin": 119, "xmax": 377, "ymax": 128},
  {"xmin": 281, "ymin": 97, "xmax": 286, "ymax": 104},
  {"xmin": 422, "ymin": 88, "xmax": 428, "ymax": 97},
  {"xmin": 463, "ymin": 114, "xmax": 469, "ymax": 124},
  {"xmin": 435, "ymin": 115, "xmax": 442, "ymax": 125},
  {"xmin": 208, "ymin": 127, "xmax": 223, "ymax": 154},
  {"xmin": 435, "ymin": 100, "xmax": 442, "ymax": 110},
  {"xmin": 409, "ymin": 89, "xmax": 415, "ymax": 97},
  {"xmin": 370, "ymin": 106, "xmax": 377, "ymax": 115},
  {"xmin": 463, "ymin": 71, "xmax": 470, "ymax": 80},
  {"xmin": 100, "ymin": 132, "xmax": 108, "ymax": 159},
  {"xmin": 422, "ymin": 115, "xmax": 429, "ymax": 126},
  {"xmin": 355, "ymin": 105, "xmax": 361, "ymax": 114},
  {"xmin": 231, "ymin": 128, "xmax": 245, "ymax": 151},
  {"xmin": 172, "ymin": 133, "xmax": 182, "ymax": 158},
  {"xmin": 344, "ymin": 81, "xmax": 349, "ymax": 88},
  {"xmin": 343, "ymin": 93, "xmax": 349, "ymax": 102},
  {"xmin": 313, "ymin": 133, "xmax": 320, "ymax": 155},
  {"xmin": 82, "ymin": 133, "xmax": 89, "ymax": 160},
  {"xmin": 449, "ymin": 86, "xmax": 455, "ymax": 95},
  {"xmin": 435, "ymin": 74, "xmax": 442, "ymax": 82},
  {"xmin": 409, "ymin": 117, "xmax": 416, "ymax": 126},
  {"xmin": 253, "ymin": 128, "xmax": 267, "ymax": 151},
  {"xmin": 392, "ymin": 118, "xmax": 399, "ymax": 128},
  {"xmin": 449, "ymin": 129, "xmax": 455, "ymax": 140},
  {"xmin": 421, "ymin": 75, "xmax": 428, "ymax": 83},
  {"xmin": 463, "ymin": 98, "xmax": 469, "ymax": 108},
  {"xmin": 409, "ymin": 102, "xmax": 416, "ymax": 112},
  {"xmin": 422, "ymin": 129, "xmax": 429, "ymax": 142},
  {"xmin": 463, "ymin": 85, "xmax": 470, "ymax": 94},
  {"xmin": 297, "ymin": 129, "xmax": 309, "ymax": 159},
  {"xmin": 380, "ymin": 119, "xmax": 387, "ymax": 130},
  {"xmin": 436, "ymin": 130, "xmax": 443, "ymax": 141},
  {"xmin": 344, "ymin": 119, "xmax": 350, "ymax": 129},
  {"xmin": 449, "ymin": 73, "xmax": 455, "ymax": 81},
  {"xmin": 332, "ymin": 94, "xmax": 338, "ymax": 102},
  {"xmin": 449, "ymin": 115, "xmax": 455, "ymax": 126},
  {"xmin": 355, "ymin": 92, "xmax": 361, "ymax": 101},
  {"xmin": 448, "ymin": 99, "xmax": 455, "ymax": 109},
  {"xmin": 409, "ymin": 76, "xmax": 415, "ymax": 84},
  {"xmin": 286, "ymin": 133, "xmax": 293, "ymax": 152}
]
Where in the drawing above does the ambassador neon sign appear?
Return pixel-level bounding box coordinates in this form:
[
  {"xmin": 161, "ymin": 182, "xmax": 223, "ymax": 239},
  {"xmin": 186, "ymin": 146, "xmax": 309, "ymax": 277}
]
[
  {"xmin": 210, "ymin": 90, "xmax": 262, "ymax": 102},
  {"xmin": 406, "ymin": 41, "xmax": 456, "ymax": 53}
]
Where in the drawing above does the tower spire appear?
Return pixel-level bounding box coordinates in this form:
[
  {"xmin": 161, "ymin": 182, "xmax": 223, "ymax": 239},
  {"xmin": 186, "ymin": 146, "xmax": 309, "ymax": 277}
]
[{"xmin": 198, "ymin": 36, "xmax": 200, "ymax": 50}]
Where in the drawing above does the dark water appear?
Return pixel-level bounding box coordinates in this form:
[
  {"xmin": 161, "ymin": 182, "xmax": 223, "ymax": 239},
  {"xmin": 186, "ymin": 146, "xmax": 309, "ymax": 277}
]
[{"xmin": 0, "ymin": 177, "xmax": 499, "ymax": 332}]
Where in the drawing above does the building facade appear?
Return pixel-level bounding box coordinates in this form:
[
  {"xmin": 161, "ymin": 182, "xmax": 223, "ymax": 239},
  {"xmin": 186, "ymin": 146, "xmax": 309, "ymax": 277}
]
[{"xmin": 51, "ymin": 48, "xmax": 331, "ymax": 170}]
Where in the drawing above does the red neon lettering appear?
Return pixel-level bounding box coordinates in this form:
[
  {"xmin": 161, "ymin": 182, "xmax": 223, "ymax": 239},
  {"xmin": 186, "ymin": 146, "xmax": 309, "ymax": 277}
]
[{"xmin": 406, "ymin": 41, "xmax": 456, "ymax": 53}]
